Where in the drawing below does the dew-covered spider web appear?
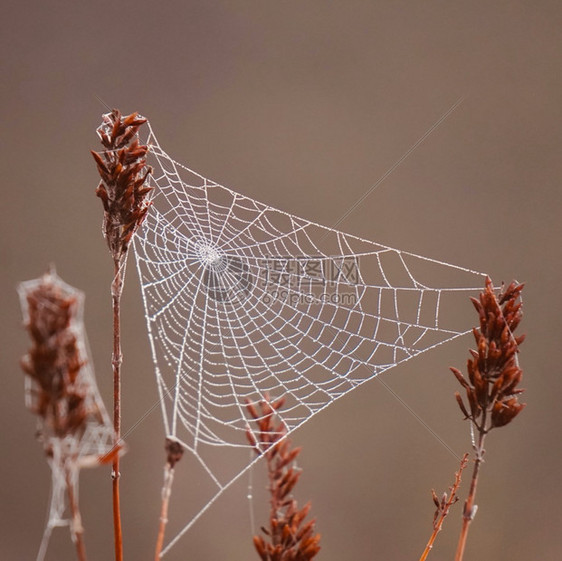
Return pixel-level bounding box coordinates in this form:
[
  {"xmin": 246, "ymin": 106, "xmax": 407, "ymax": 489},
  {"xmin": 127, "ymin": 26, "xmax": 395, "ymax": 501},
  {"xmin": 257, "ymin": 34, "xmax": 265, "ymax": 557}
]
[
  {"xmin": 132, "ymin": 119, "xmax": 487, "ymax": 555},
  {"xmin": 18, "ymin": 271, "xmax": 116, "ymax": 561}
]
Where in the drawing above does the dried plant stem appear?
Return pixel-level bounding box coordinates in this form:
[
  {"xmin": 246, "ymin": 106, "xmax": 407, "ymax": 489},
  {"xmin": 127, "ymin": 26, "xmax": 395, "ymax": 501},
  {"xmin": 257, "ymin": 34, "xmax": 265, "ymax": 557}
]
[
  {"xmin": 154, "ymin": 465, "xmax": 175, "ymax": 561},
  {"xmin": 154, "ymin": 438, "xmax": 184, "ymax": 560},
  {"xmin": 19, "ymin": 269, "xmax": 117, "ymax": 561},
  {"xmin": 111, "ymin": 258, "xmax": 125, "ymax": 561},
  {"xmin": 419, "ymin": 453, "xmax": 468, "ymax": 561},
  {"xmin": 418, "ymin": 525, "xmax": 440, "ymax": 559},
  {"xmin": 93, "ymin": 109, "xmax": 153, "ymax": 561},
  {"xmin": 455, "ymin": 428, "xmax": 486, "ymax": 561},
  {"xmin": 65, "ymin": 464, "xmax": 88, "ymax": 561},
  {"xmin": 451, "ymin": 279, "xmax": 526, "ymax": 561}
]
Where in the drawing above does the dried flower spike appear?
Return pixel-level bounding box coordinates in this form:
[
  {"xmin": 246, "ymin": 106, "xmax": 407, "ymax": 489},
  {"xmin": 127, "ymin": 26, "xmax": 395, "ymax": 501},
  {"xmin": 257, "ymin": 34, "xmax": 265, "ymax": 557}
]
[
  {"xmin": 92, "ymin": 108, "xmax": 153, "ymax": 561},
  {"xmin": 19, "ymin": 268, "xmax": 118, "ymax": 561},
  {"xmin": 19, "ymin": 267, "xmax": 118, "ymax": 465},
  {"xmin": 92, "ymin": 109, "xmax": 153, "ymax": 262},
  {"xmin": 246, "ymin": 394, "xmax": 321, "ymax": 561},
  {"xmin": 452, "ymin": 277, "xmax": 526, "ymax": 561},
  {"xmin": 451, "ymin": 277, "xmax": 526, "ymax": 433},
  {"xmin": 19, "ymin": 269, "xmax": 90, "ymax": 440}
]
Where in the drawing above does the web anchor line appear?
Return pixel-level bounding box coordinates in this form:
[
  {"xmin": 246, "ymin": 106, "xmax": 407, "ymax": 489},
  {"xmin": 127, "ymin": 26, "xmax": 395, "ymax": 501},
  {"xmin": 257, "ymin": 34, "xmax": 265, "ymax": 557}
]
[{"xmin": 132, "ymin": 119, "xmax": 487, "ymax": 556}]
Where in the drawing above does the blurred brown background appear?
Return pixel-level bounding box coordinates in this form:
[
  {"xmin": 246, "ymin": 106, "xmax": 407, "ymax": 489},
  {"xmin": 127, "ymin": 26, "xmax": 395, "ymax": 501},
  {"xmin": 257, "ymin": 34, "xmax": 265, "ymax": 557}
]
[{"xmin": 2, "ymin": 1, "xmax": 561, "ymax": 560}]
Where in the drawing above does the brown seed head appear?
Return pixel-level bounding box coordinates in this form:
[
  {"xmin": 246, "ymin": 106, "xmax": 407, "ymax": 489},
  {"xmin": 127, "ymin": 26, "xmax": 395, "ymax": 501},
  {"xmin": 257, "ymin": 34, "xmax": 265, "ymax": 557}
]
[
  {"xmin": 245, "ymin": 395, "xmax": 320, "ymax": 561},
  {"xmin": 19, "ymin": 270, "xmax": 90, "ymax": 440},
  {"xmin": 92, "ymin": 109, "xmax": 153, "ymax": 262},
  {"xmin": 452, "ymin": 277, "xmax": 526, "ymax": 431}
]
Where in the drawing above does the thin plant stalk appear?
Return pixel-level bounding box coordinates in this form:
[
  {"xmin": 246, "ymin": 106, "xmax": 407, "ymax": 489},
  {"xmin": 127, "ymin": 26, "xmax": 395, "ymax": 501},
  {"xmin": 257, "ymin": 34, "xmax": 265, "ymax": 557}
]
[
  {"xmin": 419, "ymin": 453, "xmax": 468, "ymax": 561},
  {"xmin": 451, "ymin": 278, "xmax": 526, "ymax": 561},
  {"xmin": 454, "ymin": 427, "xmax": 485, "ymax": 561},
  {"xmin": 154, "ymin": 465, "xmax": 174, "ymax": 560},
  {"xmin": 111, "ymin": 258, "xmax": 125, "ymax": 561},
  {"xmin": 92, "ymin": 109, "xmax": 153, "ymax": 561},
  {"xmin": 154, "ymin": 438, "xmax": 184, "ymax": 560},
  {"xmin": 65, "ymin": 463, "xmax": 88, "ymax": 561}
]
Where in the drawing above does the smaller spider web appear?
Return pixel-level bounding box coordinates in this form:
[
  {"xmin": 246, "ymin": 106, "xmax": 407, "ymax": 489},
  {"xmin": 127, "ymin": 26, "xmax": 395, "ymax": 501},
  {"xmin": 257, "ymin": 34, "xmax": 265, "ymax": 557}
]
[
  {"xmin": 18, "ymin": 273, "xmax": 116, "ymax": 561},
  {"xmin": 132, "ymin": 120, "xmax": 487, "ymax": 554}
]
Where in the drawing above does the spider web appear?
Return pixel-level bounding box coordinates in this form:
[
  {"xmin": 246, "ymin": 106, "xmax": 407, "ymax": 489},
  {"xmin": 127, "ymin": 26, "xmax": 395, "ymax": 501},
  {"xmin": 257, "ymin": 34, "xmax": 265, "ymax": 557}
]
[
  {"xmin": 132, "ymin": 120, "xmax": 487, "ymax": 555},
  {"xmin": 18, "ymin": 272, "xmax": 116, "ymax": 561}
]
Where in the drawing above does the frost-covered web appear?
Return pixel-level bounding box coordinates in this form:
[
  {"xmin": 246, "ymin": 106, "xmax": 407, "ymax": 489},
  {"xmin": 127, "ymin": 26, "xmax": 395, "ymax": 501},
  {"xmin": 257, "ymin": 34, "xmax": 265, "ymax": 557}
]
[
  {"xmin": 132, "ymin": 120, "xmax": 487, "ymax": 555},
  {"xmin": 18, "ymin": 272, "xmax": 116, "ymax": 561}
]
